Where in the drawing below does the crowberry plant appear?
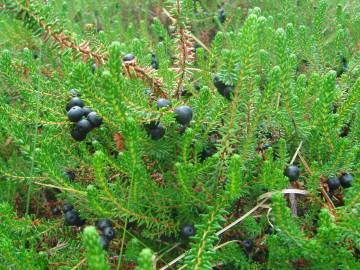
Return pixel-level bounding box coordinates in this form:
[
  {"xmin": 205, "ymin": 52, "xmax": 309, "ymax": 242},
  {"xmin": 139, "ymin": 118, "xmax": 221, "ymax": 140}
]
[{"xmin": 0, "ymin": 0, "xmax": 359, "ymax": 269}]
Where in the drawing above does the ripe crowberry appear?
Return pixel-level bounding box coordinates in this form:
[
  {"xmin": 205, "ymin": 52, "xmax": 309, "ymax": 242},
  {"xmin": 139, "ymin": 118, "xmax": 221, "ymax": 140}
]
[
  {"xmin": 103, "ymin": 226, "xmax": 115, "ymax": 241},
  {"xmin": 82, "ymin": 107, "xmax": 93, "ymax": 116},
  {"xmin": 284, "ymin": 165, "xmax": 300, "ymax": 181},
  {"xmin": 76, "ymin": 119, "xmax": 93, "ymax": 133},
  {"xmin": 242, "ymin": 239, "xmax": 253, "ymax": 251},
  {"xmin": 200, "ymin": 146, "xmax": 216, "ymax": 161},
  {"xmin": 65, "ymin": 170, "xmax": 76, "ymax": 181},
  {"xmin": 51, "ymin": 207, "xmax": 61, "ymax": 215},
  {"xmin": 149, "ymin": 123, "xmax": 165, "ymax": 140},
  {"xmin": 151, "ymin": 54, "xmax": 159, "ymax": 69},
  {"xmin": 96, "ymin": 219, "xmax": 113, "ymax": 231},
  {"xmin": 67, "ymin": 106, "xmax": 85, "ymax": 122},
  {"xmin": 123, "ymin": 53, "xmax": 135, "ymax": 61},
  {"xmin": 87, "ymin": 112, "xmax": 103, "ymax": 128},
  {"xmin": 64, "ymin": 209, "xmax": 84, "ymax": 226},
  {"xmin": 70, "ymin": 127, "xmax": 87, "ymax": 141},
  {"xmin": 175, "ymin": 106, "xmax": 193, "ymax": 125},
  {"xmin": 157, "ymin": 98, "xmax": 171, "ymax": 109},
  {"xmin": 218, "ymin": 4, "xmax": 226, "ymax": 23},
  {"xmin": 213, "ymin": 75, "xmax": 226, "ymax": 91},
  {"xmin": 327, "ymin": 176, "xmax": 341, "ymax": 190},
  {"xmin": 66, "ymin": 97, "xmax": 84, "ymax": 111},
  {"xmin": 213, "ymin": 75, "xmax": 233, "ymax": 99},
  {"xmin": 63, "ymin": 203, "xmax": 74, "ymax": 213},
  {"xmin": 340, "ymin": 173, "xmax": 353, "ymax": 188},
  {"xmin": 91, "ymin": 63, "xmax": 97, "ymax": 73},
  {"xmin": 99, "ymin": 235, "xmax": 109, "ymax": 250},
  {"xmin": 69, "ymin": 89, "xmax": 80, "ymax": 97},
  {"xmin": 181, "ymin": 224, "xmax": 196, "ymax": 238}
]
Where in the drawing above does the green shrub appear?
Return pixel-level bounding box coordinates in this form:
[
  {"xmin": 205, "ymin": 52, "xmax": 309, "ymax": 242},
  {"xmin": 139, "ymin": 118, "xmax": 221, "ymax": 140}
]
[{"xmin": 0, "ymin": 0, "xmax": 359, "ymax": 269}]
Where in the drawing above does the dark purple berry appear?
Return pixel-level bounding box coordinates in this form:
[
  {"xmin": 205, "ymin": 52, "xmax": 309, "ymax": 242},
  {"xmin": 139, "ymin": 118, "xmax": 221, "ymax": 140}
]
[
  {"xmin": 96, "ymin": 219, "xmax": 113, "ymax": 231},
  {"xmin": 340, "ymin": 173, "xmax": 353, "ymax": 188},
  {"xmin": 181, "ymin": 224, "xmax": 196, "ymax": 238},
  {"xmin": 157, "ymin": 98, "xmax": 171, "ymax": 109},
  {"xmin": 70, "ymin": 127, "xmax": 87, "ymax": 141},
  {"xmin": 149, "ymin": 123, "xmax": 165, "ymax": 140},
  {"xmin": 284, "ymin": 165, "xmax": 300, "ymax": 181},
  {"xmin": 67, "ymin": 106, "xmax": 85, "ymax": 122},
  {"xmin": 213, "ymin": 75, "xmax": 233, "ymax": 99},
  {"xmin": 218, "ymin": 4, "xmax": 226, "ymax": 23},
  {"xmin": 64, "ymin": 209, "xmax": 84, "ymax": 226},
  {"xmin": 103, "ymin": 226, "xmax": 115, "ymax": 241},
  {"xmin": 76, "ymin": 119, "xmax": 93, "ymax": 133},
  {"xmin": 175, "ymin": 106, "xmax": 193, "ymax": 125},
  {"xmin": 99, "ymin": 235, "xmax": 109, "ymax": 250},
  {"xmin": 242, "ymin": 239, "xmax": 253, "ymax": 251},
  {"xmin": 66, "ymin": 97, "xmax": 84, "ymax": 111},
  {"xmin": 213, "ymin": 75, "xmax": 226, "ymax": 91},
  {"xmin": 123, "ymin": 53, "xmax": 135, "ymax": 61},
  {"xmin": 87, "ymin": 112, "xmax": 103, "ymax": 128},
  {"xmin": 69, "ymin": 89, "xmax": 80, "ymax": 97},
  {"xmin": 151, "ymin": 54, "xmax": 159, "ymax": 69},
  {"xmin": 82, "ymin": 107, "xmax": 93, "ymax": 116},
  {"xmin": 51, "ymin": 207, "xmax": 61, "ymax": 215},
  {"xmin": 65, "ymin": 170, "xmax": 76, "ymax": 181},
  {"xmin": 91, "ymin": 63, "xmax": 97, "ymax": 73},
  {"xmin": 63, "ymin": 203, "xmax": 74, "ymax": 213},
  {"xmin": 327, "ymin": 176, "xmax": 341, "ymax": 190}
]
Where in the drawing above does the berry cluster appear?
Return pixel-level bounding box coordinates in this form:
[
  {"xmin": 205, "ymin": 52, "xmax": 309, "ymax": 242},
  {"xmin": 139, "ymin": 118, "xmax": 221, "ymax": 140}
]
[
  {"xmin": 66, "ymin": 90, "xmax": 103, "ymax": 141},
  {"xmin": 95, "ymin": 219, "xmax": 115, "ymax": 250},
  {"xmin": 327, "ymin": 173, "xmax": 353, "ymax": 191},
  {"xmin": 146, "ymin": 98, "xmax": 193, "ymax": 140},
  {"xmin": 63, "ymin": 204, "xmax": 85, "ymax": 226}
]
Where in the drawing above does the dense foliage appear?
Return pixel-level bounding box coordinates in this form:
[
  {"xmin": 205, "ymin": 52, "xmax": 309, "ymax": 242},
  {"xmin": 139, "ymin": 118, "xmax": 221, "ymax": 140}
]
[{"xmin": 0, "ymin": 0, "xmax": 359, "ymax": 269}]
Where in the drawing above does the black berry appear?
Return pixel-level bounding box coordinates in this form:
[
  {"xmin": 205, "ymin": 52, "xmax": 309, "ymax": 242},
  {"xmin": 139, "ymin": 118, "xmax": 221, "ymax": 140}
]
[
  {"xmin": 213, "ymin": 75, "xmax": 226, "ymax": 91},
  {"xmin": 51, "ymin": 207, "xmax": 61, "ymax": 215},
  {"xmin": 213, "ymin": 75, "xmax": 233, "ymax": 99},
  {"xmin": 261, "ymin": 143, "xmax": 271, "ymax": 151},
  {"xmin": 218, "ymin": 4, "xmax": 226, "ymax": 23},
  {"xmin": 340, "ymin": 173, "xmax": 353, "ymax": 188},
  {"xmin": 83, "ymin": 107, "xmax": 93, "ymax": 116},
  {"xmin": 175, "ymin": 105, "xmax": 193, "ymax": 125},
  {"xmin": 151, "ymin": 54, "xmax": 159, "ymax": 69},
  {"xmin": 242, "ymin": 239, "xmax": 253, "ymax": 251},
  {"xmin": 149, "ymin": 123, "xmax": 165, "ymax": 140},
  {"xmin": 76, "ymin": 119, "xmax": 93, "ymax": 133},
  {"xmin": 157, "ymin": 98, "xmax": 171, "ymax": 109},
  {"xmin": 123, "ymin": 53, "xmax": 135, "ymax": 61},
  {"xmin": 284, "ymin": 165, "xmax": 300, "ymax": 181},
  {"xmin": 64, "ymin": 209, "xmax": 84, "ymax": 226},
  {"xmin": 103, "ymin": 226, "xmax": 115, "ymax": 241},
  {"xmin": 87, "ymin": 112, "xmax": 103, "ymax": 128},
  {"xmin": 91, "ymin": 63, "xmax": 97, "ymax": 73},
  {"xmin": 70, "ymin": 127, "xmax": 87, "ymax": 141},
  {"xmin": 200, "ymin": 146, "xmax": 216, "ymax": 161},
  {"xmin": 69, "ymin": 89, "xmax": 80, "ymax": 97},
  {"xmin": 327, "ymin": 176, "xmax": 341, "ymax": 190},
  {"xmin": 99, "ymin": 235, "xmax": 110, "ymax": 250},
  {"xmin": 65, "ymin": 170, "xmax": 76, "ymax": 181},
  {"xmin": 66, "ymin": 97, "xmax": 85, "ymax": 111},
  {"xmin": 67, "ymin": 106, "xmax": 85, "ymax": 122},
  {"xmin": 63, "ymin": 203, "xmax": 74, "ymax": 213},
  {"xmin": 96, "ymin": 219, "xmax": 113, "ymax": 231},
  {"xmin": 181, "ymin": 224, "xmax": 196, "ymax": 238}
]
